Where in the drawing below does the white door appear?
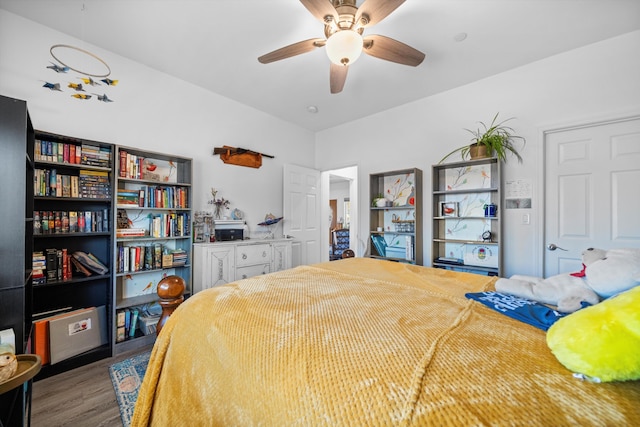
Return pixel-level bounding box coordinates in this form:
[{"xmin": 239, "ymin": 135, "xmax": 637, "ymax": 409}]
[
  {"xmin": 544, "ymin": 116, "xmax": 640, "ymax": 276},
  {"xmin": 283, "ymin": 164, "xmax": 321, "ymax": 267}
]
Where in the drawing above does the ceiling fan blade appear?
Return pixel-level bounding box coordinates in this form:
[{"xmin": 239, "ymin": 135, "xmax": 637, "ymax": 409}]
[
  {"xmin": 330, "ymin": 63, "xmax": 348, "ymax": 94},
  {"xmin": 363, "ymin": 34, "xmax": 425, "ymax": 66},
  {"xmin": 258, "ymin": 38, "xmax": 326, "ymax": 64},
  {"xmin": 300, "ymin": 0, "xmax": 338, "ymax": 25},
  {"xmin": 355, "ymin": 0, "xmax": 405, "ymax": 28}
]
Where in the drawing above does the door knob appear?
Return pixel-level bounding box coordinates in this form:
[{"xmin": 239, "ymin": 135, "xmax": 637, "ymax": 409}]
[{"xmin": 547, "ymin": 243, "xmax": 567, "ymax": 251}]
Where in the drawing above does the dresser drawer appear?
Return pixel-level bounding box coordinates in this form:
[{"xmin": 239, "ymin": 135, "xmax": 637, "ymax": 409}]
[
  {"xmin": 236, "ymin": 263, "xmax": 271, "ymax": 280},
  {"xmin": 236, "ymin": 244, "xmax": 271, "ymax": 267}
]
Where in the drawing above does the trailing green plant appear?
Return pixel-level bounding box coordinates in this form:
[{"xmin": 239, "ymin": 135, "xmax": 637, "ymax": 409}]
[
  {"xmin": 371, "ymin": 193, "xmax": 385, "ymax": 206},
  {"xmin": 439, "ymin": 113, "xmax": 526, "ymax": 163}
]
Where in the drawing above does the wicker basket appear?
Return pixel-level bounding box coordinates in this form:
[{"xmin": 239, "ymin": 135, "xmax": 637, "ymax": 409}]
[{"xmin": 392, "ymin": 219, "xmax": 415, "ymax": 233}]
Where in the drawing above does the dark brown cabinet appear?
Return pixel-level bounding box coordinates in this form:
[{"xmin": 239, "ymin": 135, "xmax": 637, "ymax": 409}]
[{"xmin": 0, "ymin": 95, "xmax": 34, "ymax": 426}]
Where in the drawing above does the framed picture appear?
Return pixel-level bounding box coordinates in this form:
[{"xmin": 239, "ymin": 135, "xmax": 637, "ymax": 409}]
[{"xmin": 440, "ymin": 201, "xmax": 458, "ymax": 217}]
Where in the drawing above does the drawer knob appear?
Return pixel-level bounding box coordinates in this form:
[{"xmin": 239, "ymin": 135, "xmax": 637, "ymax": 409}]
[
  {"xmin": 262, "ymin": 251, "xmax": 267, "ymax": 257},
  {"xmin": 242, "ymin": 253, "xmax": 247, "ymax": 259}
]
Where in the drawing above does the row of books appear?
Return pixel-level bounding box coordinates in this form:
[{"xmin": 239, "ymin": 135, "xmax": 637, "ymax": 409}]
[
  {"xmin": 116, "ymin": 185, "xmax": 189, "ymax": 209},
  {"xmin": 116, "ymin": 304, "xmax": 161, "ymax": 342},
  {"xmin": 80, "ymin": 144, "xmax": 111, "ymax": 168},
  {"xmin": 115, "ymin": 213, "xmax": 190, "ymax": 239},
  {"xmin": 35, "ymin": 140, "xmax": 112, "ymax": 167},
  {"xmin": 34, "ymin": 168, "xmax": 112, "ymax": 199},
  {"xmin": 149, "ymin": 212, "xmax": 190, "ymax": 238},
  {"xmin": 116, "ymin": 243, "xmax": 187, "ymax": 273},
  {"xmin": 33, "ymin": 248, "xmax": 71, "ymax": 285},
  {"xmin": 119, "ymin": 150, "xmax": 146, "ymax": 180},
  {"xmin": 32, "ymin": 249, "xmax": 108, "ymax": 284},
  {"xmin": 370, "ymin": 235, "xmax": 414, "ymax": 261},
  {"xmin": 34, "ymin": 209, "xmax": 109, "ymax": 234}
]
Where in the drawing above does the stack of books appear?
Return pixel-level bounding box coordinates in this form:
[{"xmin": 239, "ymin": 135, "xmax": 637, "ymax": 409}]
[
  {"xmin": 117, "ymin": 189, "xmax": 141, "ymax": 206},
  {"xmin": 79, "ymin": 170, "xmax": 111, "ymax": 199},
  {"xmin": 169, "ymin": 249, "xmax": 187, "ymax": 267},
  {"xmin": 80, "ymin": 144, "xmax": 111, "ymax": 168},
  {"xmin": 116, "ymin": 228, "xmax": 147, "ymax": 238}
]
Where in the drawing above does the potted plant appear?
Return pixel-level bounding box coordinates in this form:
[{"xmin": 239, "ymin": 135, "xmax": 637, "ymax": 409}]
[
  {"xmin": 439, "ymin": 113, "xmax": 525, "ymax": 163},
  {"xmin": 372, "ymin": 193, "xmax": 388, "ymax": 207}
]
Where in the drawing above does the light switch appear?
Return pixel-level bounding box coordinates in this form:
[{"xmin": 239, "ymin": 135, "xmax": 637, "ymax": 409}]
[{"xmin": 522, "ymin": 213, "xmax": 530, "ymax": 225}]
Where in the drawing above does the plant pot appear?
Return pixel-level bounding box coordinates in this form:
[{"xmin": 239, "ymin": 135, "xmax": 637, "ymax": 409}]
[
  {"xmin": 469, "ymin": 144, "xmax": 490, "ymax": 159},
  {"xmin": 376, "ymin": 198, "xmax": 388, "ymax": 207}
]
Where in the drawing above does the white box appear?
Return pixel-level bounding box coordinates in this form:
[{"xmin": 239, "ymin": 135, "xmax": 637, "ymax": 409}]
[
  {"xmin": 464, "ymin": 244, "xmax": 499, "ymax": 268},
  {"xmin": 48, "ymin": 306, "xmax": 102, "ymax": 364}
]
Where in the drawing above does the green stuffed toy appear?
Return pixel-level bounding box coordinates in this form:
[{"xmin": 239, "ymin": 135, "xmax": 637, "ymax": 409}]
[{"xmin": 546, "ymin": 248, "xmax": 640, "ymax": 382}]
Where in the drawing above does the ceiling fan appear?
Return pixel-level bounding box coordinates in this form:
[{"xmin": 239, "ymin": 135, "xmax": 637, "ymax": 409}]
[{"xmin": 258, "ymin": 0, "xmax": 425, "ymax": 94}]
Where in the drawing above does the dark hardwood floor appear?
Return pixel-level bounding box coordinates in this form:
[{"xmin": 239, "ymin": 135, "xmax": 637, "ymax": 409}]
[{"xmin": 31, "ymin": 345, "xmax": 152, "ymax": 427}]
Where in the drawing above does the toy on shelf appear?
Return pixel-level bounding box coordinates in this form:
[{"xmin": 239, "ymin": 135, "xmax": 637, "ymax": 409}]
[{"xmin": 258, "ymin": 214, "xmax": 283, "ymax": 239}]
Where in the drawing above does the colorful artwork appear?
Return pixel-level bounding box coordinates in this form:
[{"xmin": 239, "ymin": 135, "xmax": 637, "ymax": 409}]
[
  {"xmin": 444, "ymin": 165, "xmax": 491, "ymax": 191},
  {"xmin": 42, "ymin": 82, "xmax": 62, "ymax": 91},
  {"xmin": 442, "ymin": 164, "xmax": 493, "ymax": 242},
  {"xmin": 383, "ymin": 173, "xmax": 415, "ymax": 206},
  {"xmin": 122, "ymin": 270, "xmax": 171, "ymax": 298}
]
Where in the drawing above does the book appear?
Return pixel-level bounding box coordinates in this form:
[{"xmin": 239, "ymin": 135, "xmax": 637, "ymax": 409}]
[
  {"xmin": 71, "ymin": 175, "xmax": 79, "ymax": 198},
  {"xmin": 70, "ymin": 256, "xmax": 92, "ymax": 277},
  {"xmin": 69, "ymin": 144, "xmax": 76, "ymax": 164},
  {"xmin": 84, "ymin": 211, "xmax": 92, "ymax": 232},
  {"xmin": 116, "ymin": 310, "xmax": 126, "ymax": 343},
  {"xmin": 72, "ymin": 251, "xmax": 108, "ymax": 275},
  {"xmin": 129, "ymin": 308, "xmax": 139, "ymax": 337},
  {"xmin": 370, "ymin": 235, "xmax": 387, "ymax": 257},
  {"xmin": 69, "ymin": 211, "xmax": 78, "ymax": 232},
  {"xmin": 123, "ymin": 246, "xmax": 130, "ymax": 272},
  {"xmin": 124, "ymin": 309, "xmax": 131, "ymax": 336},
  {"xmin": 46, "ymin": 248, "xmax": 58, "ymax": 282}
]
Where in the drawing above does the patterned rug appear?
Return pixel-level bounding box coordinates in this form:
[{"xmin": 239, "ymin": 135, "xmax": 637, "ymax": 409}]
[{"xmin": 109, "ymin": 351, "xmax": 151, "ymax": 427}]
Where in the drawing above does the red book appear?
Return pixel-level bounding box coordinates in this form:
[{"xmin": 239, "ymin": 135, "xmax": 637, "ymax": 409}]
[
  {"xmin": 135, "ymin": 246, "xmax": 141, "ymax": 271},
  {"xmin": 119, "ymin": 150, "xmax": 127, "ymax": 178},
  {"xmin": 62, "ymin": 249, "xmax": 69, "ymax": 280},
  {"xmin": 69, "ymin": 145, "xmax": 76, "ymax": 164}
]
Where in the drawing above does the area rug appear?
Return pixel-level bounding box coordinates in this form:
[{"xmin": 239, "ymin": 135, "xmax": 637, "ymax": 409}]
[{"xmin": 109, "ymin": 351, "xmax": 151, "ymax": 427}]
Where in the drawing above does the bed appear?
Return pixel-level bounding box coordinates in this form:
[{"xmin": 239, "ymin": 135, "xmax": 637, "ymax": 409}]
[{"xmin": 131, "ymin": 258, "xmax": 640, "ymax": 426}]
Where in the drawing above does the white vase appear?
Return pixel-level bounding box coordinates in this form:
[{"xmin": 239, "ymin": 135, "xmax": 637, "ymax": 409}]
[{"xmin": 376, "ymin": 198, "xmax": 388, "ymax": 207}]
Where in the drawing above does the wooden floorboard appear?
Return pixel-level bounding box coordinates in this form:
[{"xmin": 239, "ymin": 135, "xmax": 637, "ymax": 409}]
[{"xmin": 31, "ymin": 345, "xmax": 152, "ymax": 427}]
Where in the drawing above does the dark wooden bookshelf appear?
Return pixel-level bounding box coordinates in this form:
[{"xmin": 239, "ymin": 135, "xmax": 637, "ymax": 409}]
[{"xmin": 31, "ymin": 130, "xmax": 115, "ymax": 381}]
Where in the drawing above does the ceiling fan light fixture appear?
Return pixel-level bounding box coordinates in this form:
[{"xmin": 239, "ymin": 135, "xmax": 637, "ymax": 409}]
[{"xmin": 325, "ymin": 30, "xmax": 363, "ymax": 66}]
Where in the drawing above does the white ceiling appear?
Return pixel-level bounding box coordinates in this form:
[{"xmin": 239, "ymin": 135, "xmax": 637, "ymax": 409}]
[{"xmin": 2, "ymin": 0, "xmax": 640, "ymax": 132}]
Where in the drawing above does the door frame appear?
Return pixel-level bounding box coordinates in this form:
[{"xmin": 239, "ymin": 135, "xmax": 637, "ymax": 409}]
[
  {"xmin": 321, "ymin": 165, "xmax": 358, "ymax": 262},
  {"xmin": 538, "ymin": 112, "xmax": 640, "ymax": 277}
]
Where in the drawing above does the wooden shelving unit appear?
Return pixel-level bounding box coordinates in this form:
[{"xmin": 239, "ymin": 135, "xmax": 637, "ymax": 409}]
[
  {"xmin": 113, "ymin": 146, "xmax": 192, "ymax": 354},
  {"xmin": 431, "ymin": 157, "xmax": 502, "ymax": 276},
  {"xmin": 368, "ymin": 168, "xmax": 422, "ymax": 265}
]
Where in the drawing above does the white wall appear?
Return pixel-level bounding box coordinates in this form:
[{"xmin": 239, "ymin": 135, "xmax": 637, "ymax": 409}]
[
  {"xmin": 3, "ymin": 9, "xmax": 639, "ymax": 274},
  {"xmin": 0, "ymin": 10, "xmax": 315, "ymax": 232},
  {"xmin": 315, "ymin": 30, "xmax": 640, "ymax": 277}
]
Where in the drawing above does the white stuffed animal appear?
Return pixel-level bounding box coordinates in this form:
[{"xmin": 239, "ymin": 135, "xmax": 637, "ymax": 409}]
[{"xmin": 495, "ymin": 248, "xmax": 640, "ymax": 313}]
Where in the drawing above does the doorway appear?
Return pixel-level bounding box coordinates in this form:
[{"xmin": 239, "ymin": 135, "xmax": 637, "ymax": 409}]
[{"xmin": 321, "ymin": 166, "xmax": 358, "ymax": 262}]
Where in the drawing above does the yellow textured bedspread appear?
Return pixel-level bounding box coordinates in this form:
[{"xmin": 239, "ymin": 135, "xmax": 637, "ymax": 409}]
[{"xmin": 132, "ymin": 258, "xmax": 640, "ymax": 426}]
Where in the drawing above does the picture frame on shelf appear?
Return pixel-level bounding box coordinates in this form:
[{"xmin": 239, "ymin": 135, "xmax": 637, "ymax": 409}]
[{"xmin": 440, "ymin": 201, "xmax": 459, "ymax": 217}]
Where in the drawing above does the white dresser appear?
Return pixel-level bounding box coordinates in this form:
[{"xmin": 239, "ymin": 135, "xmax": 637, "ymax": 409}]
[{"xmin": 193, "ymin": 238, "xmax": 292, "ymax": 293}]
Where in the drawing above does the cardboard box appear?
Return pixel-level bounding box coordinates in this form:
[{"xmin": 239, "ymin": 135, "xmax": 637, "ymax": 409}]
[{"xmin": 48, "ymin": 306, "xmax": 103, "ymax": 364}]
